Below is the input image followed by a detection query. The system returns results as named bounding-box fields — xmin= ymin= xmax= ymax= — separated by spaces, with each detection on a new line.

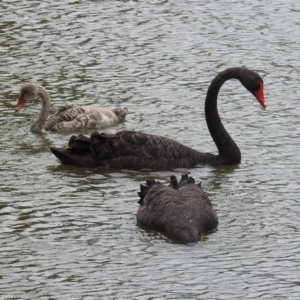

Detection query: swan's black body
xmin=50 ymin=67 xmax=266 ymax=170
xmin=136 ymin=174 xmax=218 ymax=244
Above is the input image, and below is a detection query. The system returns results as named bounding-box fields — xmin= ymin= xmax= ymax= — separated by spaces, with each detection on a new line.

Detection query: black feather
xmin=136 ymin=175 xmax=218 ymax=244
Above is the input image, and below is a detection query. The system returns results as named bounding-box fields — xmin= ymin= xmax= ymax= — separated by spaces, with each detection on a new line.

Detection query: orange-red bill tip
xmin=255 ymin=82 xmax=266 ymax=109
xmin=15 ymin=97 xmax=25 ymax=113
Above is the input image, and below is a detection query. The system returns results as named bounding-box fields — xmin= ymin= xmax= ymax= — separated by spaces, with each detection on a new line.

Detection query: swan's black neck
xmin=205 ymin=68 xmax=244 ymax=164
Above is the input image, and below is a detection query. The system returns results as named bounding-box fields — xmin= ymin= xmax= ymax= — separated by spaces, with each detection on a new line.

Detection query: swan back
xmin=45 ymin=106 xmax=128 ymax=132
xmin=137 ymin=174 xmax=218 ymax=244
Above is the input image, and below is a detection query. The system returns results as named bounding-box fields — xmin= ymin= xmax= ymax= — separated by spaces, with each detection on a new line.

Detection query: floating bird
xmin=50 ymin=67 xmax=266 ymax=170
xmin=15 ymin=83 xmax=128 ymax=133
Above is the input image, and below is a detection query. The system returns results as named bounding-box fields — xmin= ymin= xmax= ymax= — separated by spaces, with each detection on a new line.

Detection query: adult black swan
xmin=15 ymin=83 xmax=128 ymax=133
xmin=136 ymin=174 xmax=218 ymax=244
xmin=50 ymin=67 xmax=266 ymax=170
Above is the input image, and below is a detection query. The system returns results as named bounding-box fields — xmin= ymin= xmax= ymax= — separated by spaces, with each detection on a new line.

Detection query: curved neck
xmin=205 ymin=68 xmax=242 ymax=164
xmin=30 ymin=86 xmax=51 ymax=133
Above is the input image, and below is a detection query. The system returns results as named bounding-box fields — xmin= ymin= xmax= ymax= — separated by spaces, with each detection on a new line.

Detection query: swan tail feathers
xmin=137 ymin=180 xmax=162 ymax=205
xmin=169 ymin=175 xmax=179 ymax=189
xmin=112 ymin=107 xmax=128 ymax=122
xmin=178 ymin=174 xmax=196 ymax=187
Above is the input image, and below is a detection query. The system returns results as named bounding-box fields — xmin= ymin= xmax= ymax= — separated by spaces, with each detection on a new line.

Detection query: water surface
xmin=0 ymin=0 xmax=300 ymax=299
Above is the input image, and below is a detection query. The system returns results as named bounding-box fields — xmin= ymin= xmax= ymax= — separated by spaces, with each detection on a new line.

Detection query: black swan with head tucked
xmin=137 ymin=174 xmax=218 ymax=244
xmin=50 ymin=67 xmax=266 ymax=170
xmin=15 ymin=83 xmax=128 ymax=133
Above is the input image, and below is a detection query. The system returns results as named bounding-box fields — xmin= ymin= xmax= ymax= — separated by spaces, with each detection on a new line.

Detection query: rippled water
xmin=1 ymin=0 xmax=300 ymax=299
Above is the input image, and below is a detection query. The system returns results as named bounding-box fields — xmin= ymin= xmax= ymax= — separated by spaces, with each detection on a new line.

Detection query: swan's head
xmin=15 ymin=83 xmax=41 ymax=113
xmin=240 ymin=69 xmax=266 ymax=109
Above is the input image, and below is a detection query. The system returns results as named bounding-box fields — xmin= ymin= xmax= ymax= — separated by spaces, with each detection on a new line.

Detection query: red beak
xmin=255 ymin=82 xmax=266 ymax=109
xmin=15 ymin=97 xmax=25 ymax=113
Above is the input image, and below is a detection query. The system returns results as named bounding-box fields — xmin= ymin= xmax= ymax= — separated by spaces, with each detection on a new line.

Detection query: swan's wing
xmin=45 ymin=106 xmax=85 ymax=131
xmin=77 ymin=131 xmax=198 ymax=168
xmin=45 ymin=106 xmax=127 ymax=132
xmin=177 ymin=183 xmax=219 ymax=233
xmin=137 ymin=184 xmax=180 ymax=231
xmin=90 ymin=131 xmax=195 ymax=160
xmin=49 ymin=130 xmax=199 ymax=170
xmin=46 ymin=104 xmax=72 ymax=127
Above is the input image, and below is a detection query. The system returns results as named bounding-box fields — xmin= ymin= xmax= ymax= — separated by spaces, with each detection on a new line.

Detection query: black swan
xmin=137 ymin=174 xmax=218 ymax=244
xmin=15 ymin=83 xmax=128 ymax=133
xmin=50 ymin=67 xmax=266 ymax=170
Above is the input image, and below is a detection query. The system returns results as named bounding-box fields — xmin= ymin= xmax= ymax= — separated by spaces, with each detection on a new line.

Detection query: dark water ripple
xmin=1 ymin=0 xmax=300 ymax=299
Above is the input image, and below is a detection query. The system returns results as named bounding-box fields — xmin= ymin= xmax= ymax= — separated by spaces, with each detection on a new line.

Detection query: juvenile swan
xmin=15 ymin=83 xmax=128 ymax=133
xmin=50 ymin=67 xmax=266 ymax=170
xmin=136 ymin=174 xmax=218 ymax=244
